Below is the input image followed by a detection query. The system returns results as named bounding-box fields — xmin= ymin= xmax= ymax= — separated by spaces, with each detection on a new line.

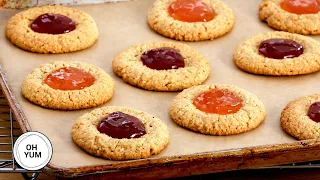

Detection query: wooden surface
xmin=1 ymin=91 xmax=320 ymax=179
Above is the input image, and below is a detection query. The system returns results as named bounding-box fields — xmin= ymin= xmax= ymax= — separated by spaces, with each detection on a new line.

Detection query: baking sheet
xmin=0 ymin=0 xmax=320 ymax=171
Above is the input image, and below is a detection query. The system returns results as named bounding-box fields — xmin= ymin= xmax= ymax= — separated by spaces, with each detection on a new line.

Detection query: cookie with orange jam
xmin=112 ymin=42 xmax=210 ymax=91
xmin=170 ymin=85 xmax=266 ymax=135
xmin=233 ymin=31 xmax=320 ymax=76
xmin=21 ymin=61 xmax=114 ymax=110
xmin=281 ymin=94 xmax=320 ymax=140
xmin=260 ymin=0 xmax=320 ymax=35
xmin=147 ymin=0 xmax=235 ymax=41
xmin=5 ymin=6 xmax=98 ymax=53
xmin=71 ymin=106 xmax=170 ymax=160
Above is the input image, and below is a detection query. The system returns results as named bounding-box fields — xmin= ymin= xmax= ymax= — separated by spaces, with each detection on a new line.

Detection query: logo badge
xmin=13 ymin=132 xmax=53 ymax=170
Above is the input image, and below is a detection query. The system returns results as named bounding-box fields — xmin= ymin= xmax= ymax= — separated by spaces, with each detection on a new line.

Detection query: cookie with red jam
xmin=5 ymin=6 xmax=98 ymax=53
xmin=281 ymin=94 xmax=320 ymax=140
xmin=112 ymin=42 xmax=210 ymax=91
xmin=71 ymin=106 xmax=170 ymax=160
xmin=147 ymin=0 xmax=235 ymax=41
xmin=259 ymin=0 xmax=320 ymax=35
xmin=170 ymin=85 xmax=266 ymax=135
xmin=21 ymin=61 xmax=114 ymax=110
xmin=233 ymin=31 xmax=320 ymax=76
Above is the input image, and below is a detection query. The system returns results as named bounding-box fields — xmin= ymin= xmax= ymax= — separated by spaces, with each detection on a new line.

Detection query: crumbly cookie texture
xmin=170 ymin=84 xmax=266 ymax=135
xmin=259 ymin=0 xmax=320 ymax=35
xmin=5 ymin=5 xmax=98 ymax=53
xmin=112 ymin=42 xmax=210 ymax=91
xmin=281 ymin=94 xmax=320 ymax=140
xmin=233 ymin=31 xmax=320 ymax=76
xmin=71 ymin=106 xmax=170 ymax=160
xmin=21 ymin=61 xmax=114 ymax=110
xmin=147 ymin=0 xmax=235 ymax=41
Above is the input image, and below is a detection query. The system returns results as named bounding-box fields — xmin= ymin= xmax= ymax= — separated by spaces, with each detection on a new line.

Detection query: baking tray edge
xmin=1 ymin=64 xmax=320 ymax=179
xmin=0 ymin=0 xmax=132 ymax=9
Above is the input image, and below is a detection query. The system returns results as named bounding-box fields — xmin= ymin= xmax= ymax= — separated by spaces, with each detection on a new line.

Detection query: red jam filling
xmin=168 ymin=0 xmax=215 ymax=22
xmin=194 ymin=88 xmax=243 ymax=115
xmin=281 ymin=0 xmax=320 ymax=14
xmin=97 ymin=112 xmax=146 ymax=139
xmin=31 ymin=13 xmax=76 ymax=34
xmin=44 ymin=67 xmax=95 ymax=90
xmin=308 ymin=102 xmax=320 ymax=122
xmin=258 ymin=38 xmax=304 ymax=59
xmin=140 ymin=48 xmax=185 ymax=70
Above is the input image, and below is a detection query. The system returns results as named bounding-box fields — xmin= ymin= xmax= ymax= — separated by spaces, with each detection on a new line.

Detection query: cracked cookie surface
xmin=170 ymin=85 xmax=266 ymax=135
xmin=233 ymin=31 xmax=320 ymax=76
xmin=281 ymin=94 xmax=320 ymax=140
xmin=5 ymin=5 xmax=98 ymax=53
xmin=259 ymin=0 xmax=320 ymax=35
xmin=112 ymin=42 xmax=210 ymax=91
xmin=147 ymin=0 xmax=235 ymax=41
xmin=21 ymin=61 xmax=114 ymax=110
xmin=71 ymin=106 xmax=170 ymax=160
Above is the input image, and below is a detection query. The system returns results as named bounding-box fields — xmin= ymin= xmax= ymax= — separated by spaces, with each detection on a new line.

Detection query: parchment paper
xmin=1 ymin=0 xmax=319 ymax=168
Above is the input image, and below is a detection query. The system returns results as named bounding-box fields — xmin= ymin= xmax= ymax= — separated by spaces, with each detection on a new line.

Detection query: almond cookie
xmin=170 ymin=84 xmax=266 ymax=135
xmin=281 ymin=94 xmax=320 ymax=140
xmin=5 ymin=5 xmax=98 ymax=53
xmin=259 ymin=0 xmax=320 ymax=35
xmin=71 ymin=106 xmax=170 ymax=160
xmin=112 ymin=42 xmax=210 ymax=91
xmin=21 ymin=61 xmax=114 ymax=110
xmin=147 ymin=0 xmax=235 ymax=41
xmin=233 ymin=31 xmax=320 ymax=76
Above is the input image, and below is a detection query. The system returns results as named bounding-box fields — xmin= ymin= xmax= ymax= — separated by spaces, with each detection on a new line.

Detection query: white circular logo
xmin=13 ymin=132 xmax=53 ymax=170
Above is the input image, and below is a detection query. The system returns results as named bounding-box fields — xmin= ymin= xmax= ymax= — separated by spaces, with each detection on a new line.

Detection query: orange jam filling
xmin=168 ymin=0 xmax=215 ymax=22
xmin=281 ymin=0 xmax=320 ymax=14
xmin=44 ymin=67 xmax=95 ymax=90
xmin=194 ymin=88 xmax=243 ymax=115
